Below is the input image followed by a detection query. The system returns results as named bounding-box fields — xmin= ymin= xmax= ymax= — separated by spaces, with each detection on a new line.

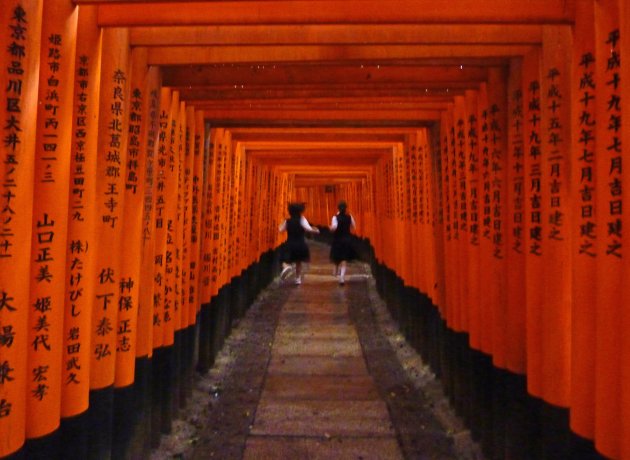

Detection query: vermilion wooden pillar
xmin=570 ymin=0 xmax=597 ymax=441
xmin=26 ymin=0 xmax=76 ymax=442
xmin=505 ymin=58 xmax=526 ymax=374
xmin=0 ymin=1 xmax=42 ymax=456
xmin=594 ymin=0 xmax=622 ymax=457
xmin=464 ymin=90 xmax=482 ymax=351
xmin=60 ymin=7 xmax=100 ymax=458
xmin=90 ymin=26 xmax=130 ymax=458
xmin=539 ymin=25 xmax=572 ymax=409
xmin=620 ymin=0 xmax=630 ymax=457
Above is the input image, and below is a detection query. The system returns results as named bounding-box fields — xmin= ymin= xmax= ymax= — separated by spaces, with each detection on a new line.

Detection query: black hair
xmin=337 ymin=200 xmax=347 ymax=214
xmin=288 ymin=202 xmax=302 ymax=218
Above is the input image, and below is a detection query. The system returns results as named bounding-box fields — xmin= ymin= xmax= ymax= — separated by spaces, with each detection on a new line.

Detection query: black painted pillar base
xmin=60 ymin=410 xmax=89 ymax=460
xmin=88 ymin=386 xmax=114 ymax=459
xmin=196 ymin=302 xmax=212 ymax=374
xmin=368 ymin=254 xmax=609 ymax=460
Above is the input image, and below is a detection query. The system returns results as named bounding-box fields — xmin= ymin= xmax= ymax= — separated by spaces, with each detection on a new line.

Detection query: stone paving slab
xmin=278 ymin=311 xmax=352 ymax=324
xmin=261 ymin=375 xmax=380 ymax=400
xmin=267 ymin=355 xmax=368 ymax=376
xmin=281 ymin=302 xmax=347 ymax=315
xmin=272 ymin=337 xmax=362 ymax=357
xmin=243 ymin=436 xmax=404 ymax=460
xmin=250 ymin=400 xmax=395 ymax=437
xmin=274 ymin=324 xmax=358 ymax=339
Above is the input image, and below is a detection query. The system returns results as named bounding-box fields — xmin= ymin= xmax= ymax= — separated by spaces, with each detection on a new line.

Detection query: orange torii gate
xmin=2 ymin=1 xmax=630 ymax=459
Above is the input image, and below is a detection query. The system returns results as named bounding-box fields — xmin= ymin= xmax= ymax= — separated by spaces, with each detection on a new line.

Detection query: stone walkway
xmin=153 ymin=241 xmax=481 ymax=459
xmin=243 ymin=259 xmax=404 ymax=459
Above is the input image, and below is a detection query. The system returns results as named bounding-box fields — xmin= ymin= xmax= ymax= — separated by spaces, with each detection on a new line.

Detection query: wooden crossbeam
xmin=130 ymin=24 xmax=543 ymax=46
xmin=162 ymin=64 xmax=489 ymax=87
xmin=201 ymin=107 xmax=442 ymax=122
xmin=93 ymin=1 xmax=575 ymax=26
xmin=177 ymin=86 xmax=469 ymax=102
xmin=146 ymin=44 xmax=536 ymax=65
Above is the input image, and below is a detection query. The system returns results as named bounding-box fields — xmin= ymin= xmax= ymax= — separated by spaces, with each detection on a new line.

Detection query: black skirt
xmin=282 ymin=240 xmax=311 ymax=263
xmin=330 ymin=236 xmax=356 ymax=264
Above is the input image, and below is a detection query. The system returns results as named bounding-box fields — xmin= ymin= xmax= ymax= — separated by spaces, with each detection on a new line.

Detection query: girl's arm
xmin=300 ymin=216 xmax=320 ymax=233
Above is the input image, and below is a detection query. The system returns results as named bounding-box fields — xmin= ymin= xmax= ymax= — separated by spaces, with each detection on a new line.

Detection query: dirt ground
xmin=150 ymin=248 xmax=484 ymax=460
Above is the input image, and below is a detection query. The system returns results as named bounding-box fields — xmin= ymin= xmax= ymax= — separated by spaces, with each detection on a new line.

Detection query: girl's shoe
xmin=280 ymin=264 xmax=293 ymax=280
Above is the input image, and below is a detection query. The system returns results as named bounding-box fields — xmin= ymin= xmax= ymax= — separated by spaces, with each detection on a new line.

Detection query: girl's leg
xmin=295 ymin=261 xmax=303 ymax=284
xmin=339 ymin=261 xmax=347 ymax=284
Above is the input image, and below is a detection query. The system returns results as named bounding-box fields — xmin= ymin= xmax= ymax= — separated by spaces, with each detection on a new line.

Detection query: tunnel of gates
xmin=2 ymin=1 xmax=630 ymax=459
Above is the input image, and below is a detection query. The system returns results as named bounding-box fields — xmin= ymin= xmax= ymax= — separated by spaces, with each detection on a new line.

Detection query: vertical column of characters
xmin=188 ymin=110 xmax=204 ymax=319
xmin=429 ymin=125 xmax=446 ymax=312
xmin=229 ymin=141 xmax=239 ymax=277
xmin=454 ymin=96 xmax=469 ymax=332
xmin=26 ymin=0 xmax=77 ymax=439
xmin=400 ymin=142 xmax=411 ymax=283
xmin=447 ymin=104 xmax=463 ymax=330
xmin=262 ymin=168 xmax=271 ymax=251
xmin=246 ymin=162 xmax=258 ymax=269
xmin=239 ymin=153 xmax=250 ymax=269
xmin=393 ymin=143 xmax=406 ymax=281
xmin=421 ymin=129 xmax=438 ymax=305
xmin=61 ymin=5 xmax=100 ymax=420
xmin=162 ymin=94 xmax=180 ymax=347
xmin=210 ymin=130 xmax=225 ymax=298
xmin=217 ymin=131 xmax=229 ymax=292
xmin=570 ymin=0 xmax=597 ymax=439
xmin=540 ymin=26 xmax=573 ymax=407
xmin=221 ymin=133 xmax=234 ymax=289
xmin=487 ymin=67 xmax=508 ymax=366
xmin=136 ymin=68 xmax=159 ymax=361
xmin=594 ymin=2 xmax=622 ymax=457
xmin=0 ymin=1 xmax=42 ymax=456
xmin=175 ymin=102 xmax=187 ymax=332
xmin=375 ymin=158 xmax=384 ymax=264
xmin=620 ymin=2 xmax=630 ymax=457
xmin=226 ymin=137 xmax=238 ymax=281
xmin=397 ymin=142 xmax=407 ymax=283
xmin=170 ymin=100 xmax=186 ymax=336
xmin=464 ymin=90 xmax=482 ymax=349
xmin=505 ymin=58 xmax=526 ymax=374
xmin=91 ymin=27 xmax=130 ymax=391
xmin=200 ymin=128 xmax=218 ymax=304
xmin=235 ymin=144 xmax=246 ymax=274
xmin=476 ymin=83 xmax=493 ymax=354
xmin=152 ymin=87 xmax=172 ymax=351
xmin=408 ymin=138 xmax=421 ymax=289
xmin=416 ymin=132 xmax=429 ymax=295
xmin=439 ymin=111 xmax=453 ymax=324
xmin=383 ymin=155 xmax=394 ymax=267
xmin=522 ymin=49 xmax=545 ymax=397
xmin=418 ymin=135 xmax=429 ymax=293
xmin=114 ymin=47 xmax=149 ymax=387
xmin=180 ymin=107 xmax=194 ymax=327
xmin=408 ymin=136 xmax=420 ymax=291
